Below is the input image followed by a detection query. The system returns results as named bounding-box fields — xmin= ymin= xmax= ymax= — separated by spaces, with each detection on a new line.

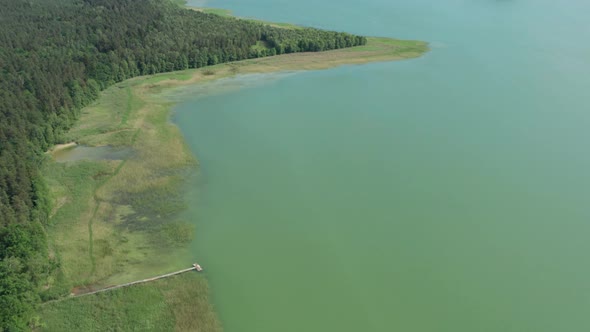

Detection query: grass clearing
xmin=44 ymin=75 xmax=198 ymax=291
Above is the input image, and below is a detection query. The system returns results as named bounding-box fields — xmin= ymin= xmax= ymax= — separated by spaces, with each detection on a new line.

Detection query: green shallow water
xmin=177 ymin=0 xmax=590 ymax=331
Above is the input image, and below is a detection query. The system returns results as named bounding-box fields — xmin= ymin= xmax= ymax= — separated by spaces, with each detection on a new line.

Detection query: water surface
xmin=178 ymin=1 xmax=590 ymax=331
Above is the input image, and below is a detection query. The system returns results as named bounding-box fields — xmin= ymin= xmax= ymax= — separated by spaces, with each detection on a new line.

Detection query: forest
xmin=0 ymin=0 xmax=366 ymax=329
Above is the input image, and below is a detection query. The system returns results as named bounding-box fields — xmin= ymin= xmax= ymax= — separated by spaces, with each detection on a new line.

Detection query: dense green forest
xmin=0 ymin=0 xmax=366 ymax=329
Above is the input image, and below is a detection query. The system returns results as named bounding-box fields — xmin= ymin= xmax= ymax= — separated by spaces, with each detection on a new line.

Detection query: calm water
xmin=178 ymin=0 xmax=590 ymax=331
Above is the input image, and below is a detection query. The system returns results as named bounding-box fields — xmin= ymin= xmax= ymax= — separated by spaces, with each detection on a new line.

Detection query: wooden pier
xmin=72 ymin=263 xmax=203 ymax=298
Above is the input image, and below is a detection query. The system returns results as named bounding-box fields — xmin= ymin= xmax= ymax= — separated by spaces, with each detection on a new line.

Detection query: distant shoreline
xmin=134 ymin=36 xmax=428 ymax=91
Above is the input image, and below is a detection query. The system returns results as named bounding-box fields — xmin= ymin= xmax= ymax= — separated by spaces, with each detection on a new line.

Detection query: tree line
xmin=0 ymin=0 xmax=366 ymax=329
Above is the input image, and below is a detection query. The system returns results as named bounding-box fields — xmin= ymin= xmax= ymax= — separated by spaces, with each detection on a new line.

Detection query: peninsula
xmin=0 ymin=0 xmax=427 ymax=329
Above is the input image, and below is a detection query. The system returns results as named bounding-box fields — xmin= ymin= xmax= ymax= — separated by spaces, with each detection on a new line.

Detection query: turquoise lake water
xmin=178 ymin=0 xmax=590 ymax=331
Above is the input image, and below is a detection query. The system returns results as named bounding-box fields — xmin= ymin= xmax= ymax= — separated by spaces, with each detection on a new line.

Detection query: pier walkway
xmin=73 ymin=266 xmax=199 ymax=298
xmin=42 ymin=263 xmax=203 ymax=305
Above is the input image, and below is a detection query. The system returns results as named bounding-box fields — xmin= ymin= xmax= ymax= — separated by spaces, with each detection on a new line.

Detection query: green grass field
xmin=41 ymin=72 xmax=210 ymax=329
xmin=40 ymin=273 xmax=221 ymax=332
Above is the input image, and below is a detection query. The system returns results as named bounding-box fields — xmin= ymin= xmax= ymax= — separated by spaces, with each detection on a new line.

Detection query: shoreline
xmin=40 ymin=13 xmax=428 ymax=330
xmin=129 ymin=36 xmax=428 ymax=97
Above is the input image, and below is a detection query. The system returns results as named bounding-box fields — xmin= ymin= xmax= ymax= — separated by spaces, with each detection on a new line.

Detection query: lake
xmin=178 ymin=0 xmax=590 ymax=331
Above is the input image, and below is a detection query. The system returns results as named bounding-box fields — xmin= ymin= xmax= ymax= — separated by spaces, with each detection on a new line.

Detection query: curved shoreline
xmin=40 ymin=17 xmax=428 ymax=330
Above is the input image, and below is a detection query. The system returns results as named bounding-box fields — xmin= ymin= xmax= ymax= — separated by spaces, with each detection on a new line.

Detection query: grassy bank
xmin=40 ymin=273 xmax=220 ymax=331
xmin=40 ymin=15 xmax=427 ymax=330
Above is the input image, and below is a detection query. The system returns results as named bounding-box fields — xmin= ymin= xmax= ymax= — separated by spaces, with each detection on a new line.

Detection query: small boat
xmin=193 ymin=263 xmax=203 ymax=272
